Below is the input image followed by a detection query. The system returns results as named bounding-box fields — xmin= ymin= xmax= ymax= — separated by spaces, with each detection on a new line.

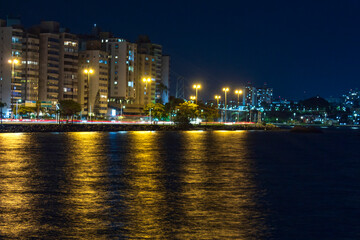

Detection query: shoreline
xmin=0 ymin=123 xmax=279 ymax=133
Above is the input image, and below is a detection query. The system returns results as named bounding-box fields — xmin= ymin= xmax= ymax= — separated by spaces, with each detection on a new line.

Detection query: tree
xmin=144 ymin=103 xmax=166 ymax=122
xmin=59 ymin=100 xmax=81 ymax=123
xmin=164 ymin=96 xmax=185 ymax=121
xmin=15 ymin=106 xmax=36 ymax=116
xmin=199 ymin=104 xmax=220 ymax=123
xmin=174 ymin=101 xmax=200 ymax=125
xmin=0 ymin=102 xmax=6 ymax=124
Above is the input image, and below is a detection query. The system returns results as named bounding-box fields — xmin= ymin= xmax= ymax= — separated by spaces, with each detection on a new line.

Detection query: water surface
xmin=0 ymin=130 xmax=359 ymax=239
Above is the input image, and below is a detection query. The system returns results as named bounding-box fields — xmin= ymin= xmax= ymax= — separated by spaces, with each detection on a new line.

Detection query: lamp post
xmin=8 ymin=58 xmax=20 ymax=118
xmin=193 ymin=84 xmax=201 ymax=104
xmin=84 ymin=68 xmax=94 ymax=121
xmin=190 ymin=96 xmax=196 ymax=103
xmin=214 ymin=95 xmax=221 ymax=107
xmin=142 ymin=77 xmax=151 ymax=105
xmin=235 ymin=89 xmax=243 ymax=122
xmin=222 ymin=87 xmax=229 ymax=122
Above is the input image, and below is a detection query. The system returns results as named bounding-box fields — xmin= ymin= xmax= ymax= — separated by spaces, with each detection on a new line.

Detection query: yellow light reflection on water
xmin=0 ymin=133 xmax=39 ymax=238
xmin=178 ymin=131 xmax=264 ymax=239
xmin=62 ymin=132 xmax=109 ymax=238
xmin=123 ymin=131 xmax=167 ymax=239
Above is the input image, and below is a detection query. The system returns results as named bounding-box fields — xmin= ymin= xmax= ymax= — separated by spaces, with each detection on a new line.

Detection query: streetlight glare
xmin=143 ymin=77 xmax=151 ymax=83
xmin=193 ymin=84 xmax=201 ymax=89
xmin=8 ymin=59 xmax=20 ymax=64
xmin=223 ymin=88 xmax=229 ymax=92
xmin=84 ymin=68 xmax=94 ymax=74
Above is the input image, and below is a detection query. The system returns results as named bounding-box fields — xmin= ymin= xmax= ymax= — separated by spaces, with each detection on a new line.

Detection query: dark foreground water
xmin=0 ymin=130 xmax=359 ymax=239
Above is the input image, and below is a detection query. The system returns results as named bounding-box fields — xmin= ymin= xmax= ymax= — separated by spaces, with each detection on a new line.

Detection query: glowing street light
xmin=222 ymin=87 xmax=229 ymax=122
xmin=84 ymin=68 xmax=94 ymax=121
xmin=142 ymin=77 xmax=151 ymax=89
xmin=235 ymin=89 xmax=243 ymax=122
xmin=193 ymin=84 xmax=201 ymax=104
xmin=190 ymin=96 xmax=196 ymax=103
xmin=214 ymin=95 xmax=221 ymax=107
xmin=235 ymin=90 xmax=243 ymax=106
xmin=142 ymin=77 xmax=152 ymax=106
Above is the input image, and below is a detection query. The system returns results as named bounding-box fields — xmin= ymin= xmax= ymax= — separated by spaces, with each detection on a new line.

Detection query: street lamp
xmin=84 ymin=68 xmax=94 ymax=121
xmin=235 ymin=89 xmax=243 ymax=122
xmin=214 ymin=95 xmax=221 ymax=107
xmin=222 ymin=87 xmax=229 ymax=122
xmin=142 ymin=77 xmax=151 ymax=105
xmin=190 ymin=96 xmax=196 ymax=103
xmin=193 ymin=84 xmax=201 ymax=104
xmin=8 ymin=58 xmax=20 ymax=118
xmin=142 ymin=77 xmax=151 ymax=89
xmin=235 ymin=90 xmax=243 ymax=106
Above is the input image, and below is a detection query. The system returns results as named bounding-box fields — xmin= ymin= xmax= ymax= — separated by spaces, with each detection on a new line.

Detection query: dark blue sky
xmin=1 ymin=0 xmax=359 ymax=100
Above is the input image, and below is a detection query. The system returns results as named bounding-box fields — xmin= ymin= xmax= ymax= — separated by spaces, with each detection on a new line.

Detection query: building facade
xmin=22 ymin=32 xmax=40 ymax=102
xmin=0 ymin=19 xmax=23 ymax=116
xmin=78 ymin=50 xmax=108 ymax=117
xmin=59 ymin=32 xmax=78 ymax=101
xmin=103 ymin=38 xmax=137 ymax=103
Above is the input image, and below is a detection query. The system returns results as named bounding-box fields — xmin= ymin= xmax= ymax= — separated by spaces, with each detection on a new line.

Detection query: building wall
xmin=243 ymin=85 xmax=257 ymax=107
xmin=257 ymin=87 xmax=273 ymax=106
xmin=78 ymin=50 xmax=108 ymax=116
xmin=137 ymin=39 xmax=163 ymax=103
xmin=22 ymin=33 xmax=39 ymax=102
xmin=59 ymin=32 xmax=78 ymax=101
xmin=0 ymin=26 xmax=23 ymax=116
xmin=39 ymin=33 xmax=59 ymax=103
xmin=136 ymin=53 xmax=156 ymax=106
xmin=103 ymin=38 xmax=137 ymax=102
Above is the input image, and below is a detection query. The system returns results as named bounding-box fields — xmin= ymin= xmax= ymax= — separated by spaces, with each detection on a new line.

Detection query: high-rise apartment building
xmin=59 ymin=32 xmax=78 ymax=101
xmin=256 ymin=84 xmax=273 ymax=107
xmin=102 ymin=38 xmax=137 ymax=103
xmin=137 ymin=36 xmax=163 ymax=103
xmin=136 ymin=53 xmax=156 ymax=106
xmin=29 ymin=21 xmax=79 ymax=105
xmin=0 ymin=18 xmax=23 ymax=117
xmin=38 ymin=32 xmax=60 ymax=102
xmin=243 ymin=83 xmax=257 ymax=107
xmin=78 ymin=50 xmax=108 ymax=117
xmin=22 ymin=32 xmax=40 ymax=102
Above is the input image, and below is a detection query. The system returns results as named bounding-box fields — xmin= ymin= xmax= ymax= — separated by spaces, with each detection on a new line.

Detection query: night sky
xmin=1 ymin=0 xmax=359 ymax=100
